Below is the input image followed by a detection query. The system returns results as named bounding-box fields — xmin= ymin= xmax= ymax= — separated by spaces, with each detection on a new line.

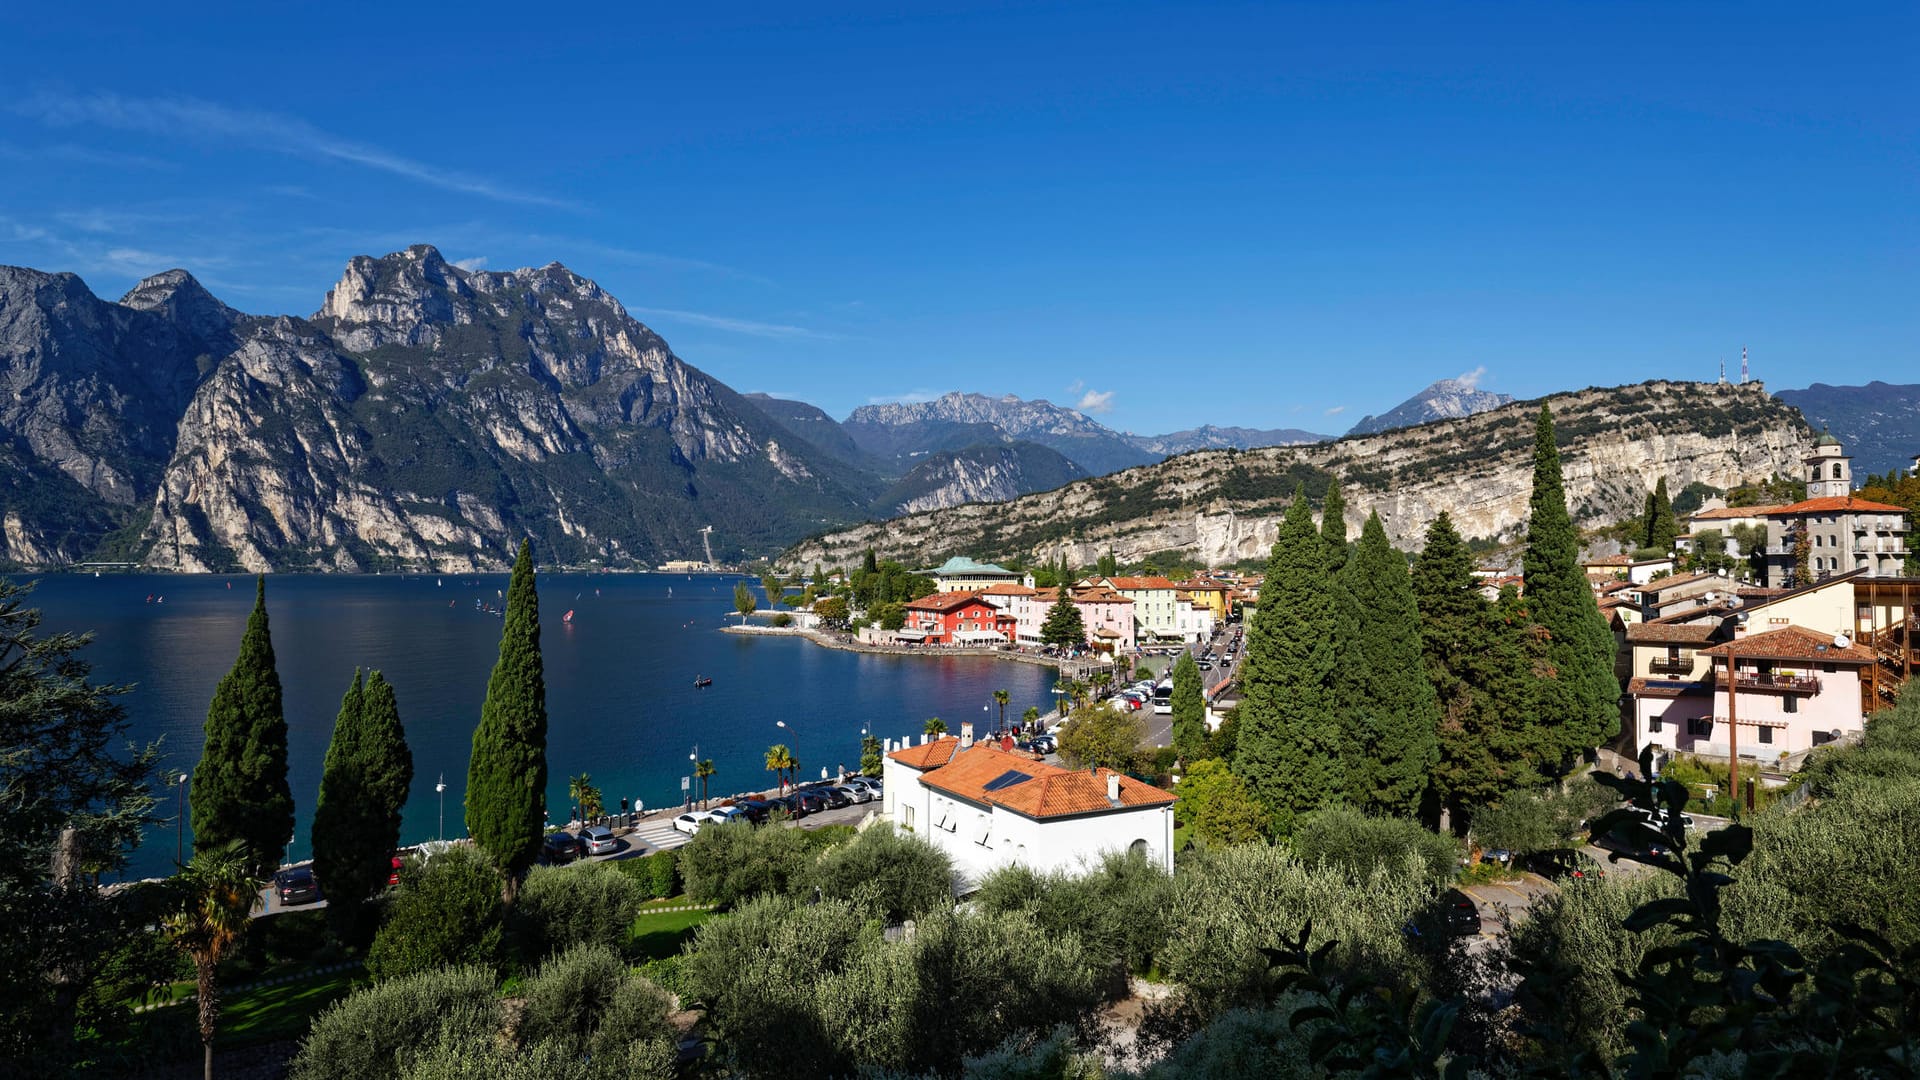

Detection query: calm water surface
xmin=18 ymin=572 xmax=1057 ymax=880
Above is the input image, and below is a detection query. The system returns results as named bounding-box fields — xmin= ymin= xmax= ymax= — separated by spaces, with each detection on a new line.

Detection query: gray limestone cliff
xmin=781 ymin=381 xmax=1813 ymax=570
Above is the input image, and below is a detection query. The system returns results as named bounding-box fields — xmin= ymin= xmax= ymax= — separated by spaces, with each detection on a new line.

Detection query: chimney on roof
xmin=919 ymin=734 xmax=928 ymax=746
xmin=1107 ymin=773 xmax=1121 ymax=806
xmin=960 ymin=721 xmax=974 ymax=749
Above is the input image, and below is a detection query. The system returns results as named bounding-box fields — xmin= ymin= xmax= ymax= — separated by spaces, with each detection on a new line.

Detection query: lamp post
xmin=173 ymin=772 xmax=189 ymax=866
xmin=435 ymin=773 xmax=445 ymax=841
xmin=688 ymin=746 xmax=698 ymax=811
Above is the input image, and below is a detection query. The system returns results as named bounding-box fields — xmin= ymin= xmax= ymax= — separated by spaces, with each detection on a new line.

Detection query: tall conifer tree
xmin=1320 ymin=478 xmax=1349 ymax=572
xmin=466 ymin=540 xmax=548 ymax=887
xmin=1334 ymin=512 xmax=1440 ymax=816
xmin=1169 ymin=650 xmax=1206 ymax=764
xmin=1647 ymin=476 xmax=1677 ymax=554
xmin=1413 ymin=514 xmax=1537 ymax=833
xmin=1520 ymin=407 xmax=1619 ymax=772
xmin=314 ymin=670 xmax=414 ymax=938
xmin=1232 ymin=490 xmax=1343 ymax=834
xmin=191 ymin=577 xmax=294 ymax=880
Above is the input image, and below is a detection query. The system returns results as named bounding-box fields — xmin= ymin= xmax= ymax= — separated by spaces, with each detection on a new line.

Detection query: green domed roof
xmin=1813 ymin=429 xmax=1842 ymax=448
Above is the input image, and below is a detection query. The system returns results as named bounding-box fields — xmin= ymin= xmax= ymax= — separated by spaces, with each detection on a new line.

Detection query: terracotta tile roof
xmin=1628 ymin=677 xmax=1712 ymax=697
xmin=1700 ymin=625 xmax=1877 ymax=664
xmin=914 ymin=743 xmax=1176 ymax=819
xmin=1690 ymin=505 xmax=1783 ymax=520
xmin=888 ymin=736 xmax=962 ymax=770
xmin=1765 ymin=496 xmax=1909 ymax=516
xmin=904 ymin=591 xmax=998 ymax=613
xmin=1599 ymin=581 xmax=1636 ymax=595
xmin=1626 ymin=623 xmax=1721 ymax=645
xmin=1583 ymin=555 xmax=1633 ymax=567
xmin=1035 ymin=586 xmax=1133 ymax=604
xmin=978 ymin=582 xmax=1038 ymax=596
xmin=1175 ymin=579 xmax=1231 ymax=591
xmin=1105 ymin=576 xmax=1179 ymax=591
xmin=1638 ymin=571 xmax=1725 ymax=595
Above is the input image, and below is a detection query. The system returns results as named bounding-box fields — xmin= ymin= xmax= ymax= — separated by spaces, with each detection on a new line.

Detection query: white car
xmin=671 ymin=811 xmax=718 ymax=835
xmin=706 ymin=806 xmax=749 ymax=824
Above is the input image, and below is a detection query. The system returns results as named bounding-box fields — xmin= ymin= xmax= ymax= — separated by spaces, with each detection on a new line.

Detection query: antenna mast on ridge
xmin=1719 ymin=357 xmax=1726 ymax=384
xmin=1741 ymin=346 xmax=1750 ymax=384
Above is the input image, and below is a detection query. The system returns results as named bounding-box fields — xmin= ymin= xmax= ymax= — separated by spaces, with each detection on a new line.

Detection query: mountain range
xmin=1345 ymin=376 xmax=1515 ymax=436
xmin=1775 ymin=382 xmax=1920 ymax=479
xmin=1 ymin=246 xmax=1909 ymax=572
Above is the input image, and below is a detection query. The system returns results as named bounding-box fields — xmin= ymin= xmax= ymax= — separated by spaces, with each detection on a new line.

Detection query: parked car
xmin=581 ymin=824 xmax=618 ymax=855
xmin=1196 ymin=660 xmax=1213 ymax=671
xmin=273 ymin=866 xmax=321 ymax=906
xmin=857 ymin=778 xmax=883 ymax=799
xmin=832 ymin=784 xmax=871 ymax=805
xmin=706 ymin=805 xmax=749 ymax=825
xmin=1521 ymin=849 xmax=1606 ymax=881
xmin=794 ymin=791 xmax=830 ymax=814
xmin=732 ymin=799 xmax=772 ymax=824
xmin=543 ymin=831 xmax=583 ymax=864
xmin=767 ymin=794 xmax=807 ymax=819
xmin=1442 ymin=890 xmax=1481 ymax=936
xmin=843 ymin=778 xmax=880 ymax=800
xmin=672 ymin=811 xmax=715 ymax=835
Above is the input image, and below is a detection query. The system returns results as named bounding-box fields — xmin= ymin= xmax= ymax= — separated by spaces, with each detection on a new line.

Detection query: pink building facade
xmin=1641 ymin=625 xmax=1873 ymax=761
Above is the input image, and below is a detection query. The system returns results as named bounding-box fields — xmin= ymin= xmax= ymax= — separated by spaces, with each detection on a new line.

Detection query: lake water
xmin=16 ymin=572 xmax=1058 ymax=880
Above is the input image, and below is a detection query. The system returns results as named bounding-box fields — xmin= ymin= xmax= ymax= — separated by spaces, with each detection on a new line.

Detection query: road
xmin=1117 ymin=626 xmax=1244 ymax=748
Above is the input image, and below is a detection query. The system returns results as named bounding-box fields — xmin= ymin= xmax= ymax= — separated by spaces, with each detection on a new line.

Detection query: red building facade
xmin=902 ymin=591 xmax=1016 ymax=645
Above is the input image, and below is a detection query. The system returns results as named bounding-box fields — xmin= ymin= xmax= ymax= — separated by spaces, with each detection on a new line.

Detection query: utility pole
xmin=435 ymin=773 xmax=446 ymax=841
xmin=1726 ymin=648 xmax=1740 ymax=820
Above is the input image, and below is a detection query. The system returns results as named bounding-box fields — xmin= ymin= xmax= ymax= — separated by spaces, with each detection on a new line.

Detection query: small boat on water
xmin=563 ymin=609 xmax=574 ymax=624
xmin=694 ymin=676 xmax=713 ymax=688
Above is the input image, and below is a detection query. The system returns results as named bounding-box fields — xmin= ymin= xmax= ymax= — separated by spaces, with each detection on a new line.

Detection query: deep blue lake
xmin=15 ymin=572 xmax=1058 ymax=880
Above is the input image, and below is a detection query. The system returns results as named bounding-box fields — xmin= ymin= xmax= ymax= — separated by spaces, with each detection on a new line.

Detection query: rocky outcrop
xmin=1124 ymin=424 xmax=1329 ymax=456
xmin=879 ymin=442 xmax=1088 ymax=516
xmin=782 ymin=381 xmax=1812 ymax=570
xmin=1348 ymin=377 xmax=1515 ymax=436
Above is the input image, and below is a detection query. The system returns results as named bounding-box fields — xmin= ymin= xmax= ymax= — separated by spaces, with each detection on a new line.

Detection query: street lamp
xmin=173 ymin=772 xmax=189 ymax=866
xmin=435 ymin=774 xmax=446 ymax=841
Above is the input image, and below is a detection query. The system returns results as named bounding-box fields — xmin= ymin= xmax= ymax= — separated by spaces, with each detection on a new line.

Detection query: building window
xmin=1649 ymin=715 xmax=1663 ymax=733
xmin=1833 ymin=463 xmax=1844 ymax=479
xmin=902 ymin=804 xmax=914 ymax=830
xmin=1784 ymin=696 xmax=1798 ymax=714
xmin=1759 ymin=725 xmax=1773 ymax=745
xmin=1690 ymin=718 xmax=1713 ymax=738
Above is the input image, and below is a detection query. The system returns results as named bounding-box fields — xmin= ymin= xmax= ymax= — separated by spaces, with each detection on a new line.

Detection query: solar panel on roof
xmin=982 ymin=769 xmax=1034 ymax=792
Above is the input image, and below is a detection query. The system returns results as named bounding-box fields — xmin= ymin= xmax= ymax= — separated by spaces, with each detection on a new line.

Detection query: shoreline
xmin=720 ymin=623 xmax=1112 ymax=676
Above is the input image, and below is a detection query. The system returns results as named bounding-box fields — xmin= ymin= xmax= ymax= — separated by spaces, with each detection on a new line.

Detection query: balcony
xmin=1730 ymin=672 xmax=1821 ymax=694
xmin=1648 ymin=655 xmax=1696 ymax=675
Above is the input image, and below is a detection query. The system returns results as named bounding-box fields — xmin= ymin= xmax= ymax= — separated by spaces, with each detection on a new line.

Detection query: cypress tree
xmin=1413 ymin=514 xmax=1536 ymax=833
xmin=1320 ymin=478 xmax=1349 ymax=572
xmin=1647 ymin=476 xmax=1677 ymax=554
xmin=1641 ymin=491 xmax=1659 ymax=550
xmin=1519 ymin=407 xmax=1620 ymax=773
xmin=1169 ymin=650 xmax=1206 ymax=764
xmin=466 ymin=540 xmax=548 ymax=887
xmin=1334 ymin=512 xmax=1439 ymax=816
xmin=1232 ymin=489 xmax=1343 ymax=835
xmin=311 ymin=670 xmax=411 ymax=939
xmin=191 ymin=576 xmax=294 ymax=880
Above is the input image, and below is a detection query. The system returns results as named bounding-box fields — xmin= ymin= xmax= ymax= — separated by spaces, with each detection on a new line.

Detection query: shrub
xmin=516 ymin=943 xmax=675 ymax=1062
xmin=395 ymin=1028 xmax=675 ymax=1080
xmin=1158 ymin=844 xmax=1429 ymax=1019
xmin=290 ymin=964 xmax=500 ymax=1080
xmin=678 ymin=820 xmax=827 ymax=909
xmin=514 ymin=861 xmax=644 ymax=962
xmin=770 ymin=612 xmax=793 ymax=628
xmin=1505 ymin=871 xmax=1682 ymax=1062
xmin=1288 ymin=807 xmax=1459 ymax=888
xmin=809 ymin=822 xmax=953 ymax=922
xmin=645 ymin=850 xmax=679 ymax=898
xmin=367 ymin=846 xmax=503 ymax=981
xmin=972 ymin=849 xmax=1172 ymax=984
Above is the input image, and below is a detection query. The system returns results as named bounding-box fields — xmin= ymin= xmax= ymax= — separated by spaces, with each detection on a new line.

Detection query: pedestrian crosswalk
xmin=623 ymin=819 xmax=693 ymax=853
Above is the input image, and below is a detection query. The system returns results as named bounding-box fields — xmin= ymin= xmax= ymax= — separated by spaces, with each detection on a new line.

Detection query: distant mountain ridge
xmin=1774 ymin=381 xmax=1920 ymax=479
xmin=1347 ymin=376 xmax=1514 ymax=436
xmin=846 ymin=392 xmax=1158 ymax=476
xmin=1125 ymin=424 xmax=1329 ymax=456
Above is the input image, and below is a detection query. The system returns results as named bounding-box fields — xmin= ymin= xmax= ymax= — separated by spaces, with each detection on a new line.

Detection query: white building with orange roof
xmin=1088 ymin=575 xmax=1186 ymax=640
xmin=1010 ymin=585 xmax=1136 ymax=652
xmin=882 ymin=726 xmax=1177 ymax=888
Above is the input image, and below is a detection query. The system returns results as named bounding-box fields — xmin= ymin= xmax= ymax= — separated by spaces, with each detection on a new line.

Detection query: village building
xmin=921 ymin=556 xmax=1027 ymax=594
xmin=899 ymin=591 xmax=1016 ymax=646
xmin=1009 ymin=585 xmax=1137 ymax=653
xmin=1759 ymin=435 xmax=1910 ymax=585
xmin=882 ymin=727 xmax=1177 ymax=889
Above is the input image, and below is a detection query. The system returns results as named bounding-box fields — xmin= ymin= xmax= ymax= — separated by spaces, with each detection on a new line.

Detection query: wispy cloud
xmin=451 ymin=256 xmax=488 ymax=271
xmin=1455 ymin=365 xmax=1488 ymax=389
xmin=1324 ymin=405 xmax=1348 ymax=416
xmin=630 ymin=306 xmax=837 ymax=341
xmin=868 ymin=389 xmax=952 ymax=405
xmin=1076 ymin=389 xmax=1115 ymax=415
xmin=19 ymin=91 xmax=573 ymax=209
xmin=0 ymin=140 xmax=173 ymax=170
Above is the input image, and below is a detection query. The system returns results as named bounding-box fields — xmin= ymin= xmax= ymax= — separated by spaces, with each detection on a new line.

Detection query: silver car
xmin=834 ymin=783 xmax=873 ymax=804
xmin=581 ymin=824 xmax=618 ymax=855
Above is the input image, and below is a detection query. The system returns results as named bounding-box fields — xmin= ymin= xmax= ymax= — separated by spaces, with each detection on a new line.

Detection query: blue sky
xmin=2 ymin=3 xmax=1913 ymax=435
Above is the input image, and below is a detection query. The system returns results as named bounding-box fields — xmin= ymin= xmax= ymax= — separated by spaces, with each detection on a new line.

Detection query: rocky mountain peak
xmin=1347 ymin=376 xmax=1516 ymax=436
xmin=119 ymin=269 xmax=241 ymax=354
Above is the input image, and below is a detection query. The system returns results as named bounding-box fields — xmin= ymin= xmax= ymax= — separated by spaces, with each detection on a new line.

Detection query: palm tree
xmin=993 ymin=689 xmax=1010 ymax=729
xmin=1022 ymin=705 xmax=1042 ymax=732
xmin=764 ymin=744 xmax=796 ymax=791
xmin=695 ymin=759 xmax=716 ymax=808
xmin=568 ymin=773 xmax=603 ymax=823
xmin=924 ymin=716 xmax=948 ymax=737
xmin=165 ymin=841 xmax=262 ymax=1080
xmin=1090 ymin=671 xmax=1112 ymax=697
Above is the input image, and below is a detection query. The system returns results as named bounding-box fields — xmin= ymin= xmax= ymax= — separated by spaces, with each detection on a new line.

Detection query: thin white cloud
xmin=1076 ymin=389 xmax=1115 ymax=415
xmin=19 ymin=91 xmax=573 ymax=209
xmin=1324 ymin=405 xmax=1348 ymax=416
xmin=451 ymin=256 xmax=488 ymax=271
xmin=1065 ymin=378 xmax=1086 ymax=394
xmin=1455 ymin=365 xmax=1488 ymax=389
xmin=629 ymin=306 xmax=837 ymax=341
xmin=0 ymin=140 xmax=173 ymax=170
xmin=868 ymin=389 xmax=952 ymax=405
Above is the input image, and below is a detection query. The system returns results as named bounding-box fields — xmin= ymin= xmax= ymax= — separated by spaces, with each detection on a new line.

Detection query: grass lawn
xmin=629 ymin=907 xmax=712 ymax=963
xmin=216 ymin=967 xmax=365 ymax=1045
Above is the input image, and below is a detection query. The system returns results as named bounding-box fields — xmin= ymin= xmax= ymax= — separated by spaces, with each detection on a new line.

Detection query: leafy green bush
xmin=972 ymin=849 xmax=1172 ymax=985
xmin=514 ymin=861 xmax=643 ymax=962
xmin=645 ymin=850 xmax=679 ymax=898
xmin=1158 ymin=843 xmax=1429 ymax=1019
xmin=1506 ymin=871 xmax=1682 ymax=1060
xmin=395 ymin=1029 xmax=675 ymax=1080
xmin=1288 ymin=807 xmax=1459 ymax=888
xmin=290 ymin=964 xmax=500 ymax=1080
xmin=367 ymin=846 xmax=503 ymax=981
xmin=516 ymin=943 xmax=674 ymax=1063
xmin=677 ymin=820 xmax=850 ymax=909
xmin=809 ymin=822 xmax=953 ymax=922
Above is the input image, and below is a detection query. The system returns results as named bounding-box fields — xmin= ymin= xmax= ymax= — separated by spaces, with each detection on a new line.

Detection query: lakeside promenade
xmin=719 ymin=623 xmax=1117 ymax=682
